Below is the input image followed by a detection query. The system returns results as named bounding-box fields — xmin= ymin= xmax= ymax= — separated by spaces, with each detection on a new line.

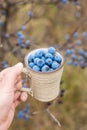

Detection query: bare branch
xmin=46 ymin=108 xmax=61 ymax=127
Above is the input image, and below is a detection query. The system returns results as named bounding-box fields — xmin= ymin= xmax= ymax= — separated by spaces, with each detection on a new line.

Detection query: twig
xmin=31 ymin=109 xmax=46 ymax=115
xmin=12 ymin=0 xmax=60 ymax=6
xmin=46 ymin=108 xmax=61 ymax=127
xmin=12 ymin=17 xmax=32 ymax=34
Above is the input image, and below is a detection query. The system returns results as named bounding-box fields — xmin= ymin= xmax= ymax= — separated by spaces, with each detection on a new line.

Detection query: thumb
xmin=12 ymin=62 xmax=23 ymax=76
xmin=4 ymin=63 xmax=23 ymax=85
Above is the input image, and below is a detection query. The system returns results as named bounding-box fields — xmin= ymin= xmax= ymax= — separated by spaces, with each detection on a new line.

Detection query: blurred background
xmin=0 ymin=0 xmax=87 ymax=130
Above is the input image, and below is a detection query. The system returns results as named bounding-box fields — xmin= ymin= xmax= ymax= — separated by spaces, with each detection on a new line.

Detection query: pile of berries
xmin=28 ymin=47 xmax=63 ymax=72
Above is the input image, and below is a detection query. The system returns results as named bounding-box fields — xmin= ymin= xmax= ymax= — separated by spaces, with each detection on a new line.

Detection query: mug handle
xmin=20 ymin=67 xmax=33 ymax=97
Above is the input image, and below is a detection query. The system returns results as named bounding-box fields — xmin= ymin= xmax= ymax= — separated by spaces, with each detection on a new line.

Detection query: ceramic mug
xmin=21 ymin=48 xmax=64 ymax=102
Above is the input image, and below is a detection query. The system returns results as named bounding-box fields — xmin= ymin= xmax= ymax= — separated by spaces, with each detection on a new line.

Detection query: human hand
xmin=0 ymin=63 xmax=28 ymax=130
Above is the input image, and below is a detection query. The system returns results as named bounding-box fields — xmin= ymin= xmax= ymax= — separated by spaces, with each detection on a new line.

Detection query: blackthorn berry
xmin=37 ymin=59 xmax=45 ymax=67
xmin=48 ymin=47 xmax=56 ymax=55
xmin=29 ymin=62 xmax=34 ymax=68
xmin=78 ymin=56 xmax=84 ymax=61
xmin=33 ymin=65 xmax=40 ymax=72
xmin=19 ymin=34 xmax=26 ymax=40
xmin=52 ymin=61 xmax=60 ymax=70
xmin=28 ymin=55 xmax=35 ymax=62
xmin=78 ymin=49 xmax=84 ymax=55
xmin=28 ymin=11 xmax=33 ymax=17
xmin=54 ymin=55 xmax=62 ymax=63
xmin=82 ymin=32 xmax=87 ymax=38
xmin=45 ymin=53 xmax=53 ymax=59
xmin=35 ymin=50 xmax=45 ymax=58
xmin=45 ymin=58 xmax=52 ymax=66
xmin=34 ymin=58 xmax=40 ymax=64
xmin=71 ymin=54 xmax=77 ymax=60
xmin=67 ymin=60 xmax=73 ymax=66
xmin=41 ymin=65 xmax=50 ymax=72
xmin=73 ymin=32 xmax=79 ymax=38
xmin=76 ymin=40 xmax=82 ymax=45
xmin=17 ymin=31 xmax=23 ymax=37
xmin=65 ymin=34 xmax=70 ymax=41
xmin=21 ymin=25 xmax=26 ymax=30
xmin=73 ymin=61 xmax=78 ymax=67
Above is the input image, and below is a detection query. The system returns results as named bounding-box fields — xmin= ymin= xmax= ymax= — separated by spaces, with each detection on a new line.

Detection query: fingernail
xmin=22 ymin=95 xmax=27 ymax=102
xmin=15 ymin=62 xmax=23 ymax=67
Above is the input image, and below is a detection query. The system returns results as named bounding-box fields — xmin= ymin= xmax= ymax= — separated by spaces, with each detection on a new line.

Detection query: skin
xmin=0 ymin=63 xmax=28 ymax=130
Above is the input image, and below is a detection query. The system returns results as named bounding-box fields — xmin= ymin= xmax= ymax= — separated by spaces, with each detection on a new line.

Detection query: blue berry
xmin=29 ymin=62 xmax=34 ymax=68
xmin=78 ymin=56 xmax=84 ymax=61
xmin=73 ymin=32 xmax=79 ymax=38
xmin=23 ymin=104 xmax=30 ymax=114
xmin=17 ymin=111 xmax=24 ymax=118
xmin=73 ymin=61 xmax=78 ymax=67
xmin=80 ymin=61 xmax=86 ymax=69
xmin=35 ymin=50 xmax=45 ymax=58
xmin=48 ymin=68 xmax=54 ymax=72
xmin=41 ymin=65 xmax=50 ymax=72
xmin=2 ymin=61 xmax=8 ymax=65
xmin=76 ymin=40 xmax=82 ymax=45
xmin=41 ymin=56 xmax=45 ymax=61
xmin=83 ymin=52 xmax=87 ymax=58
xmin=2 ymin=61 xmax=9 ymax=68
xmin=54 ymin=55 xmax=62 ymax=63
xmin=5 ymin=33 xmax=10 ymax=38
xmin=28 ymin=55 xmax=35 ymax=62
xmin=17 ymin=111 xmax=28 ymax=120
xmin=67 ymin=60 xmax=73 ymax=66
xmin=45 ymin=58 xmax=52 ymax=66
xmin=22 ymin=79 xmax=25 ymax=84
xmin=21 ymin=25 xmax=26 ymax=30
xmin=17 ymin=31 xmax=23 ymax=37
xmin=25 ymin=40 xmax=31 ymax=45
xmin=45 ymin=53 xmax=53 ymax=59
xmin=65 ymin=34 xmax=70 ymax=41
xmin=66 ymin=49 xmax=71 ymax=56
xmin=71 ymin=54 xmax=77 ymax=60
xmin=51 ymin=61 xmax=60 ymax=70
xmin=62 ymin=0 xmax=69 ymax=4
xmin=17 ymin=38 xmax=23 ymax=44
xmin=23 ymin=85 xmax=28 ymax=88
xmin=82 ymin=32 xmax=87 ymax=38
xmin=23 ymin=108 xmax=30 ymax=114
xmin=3 ymin=64 xmax=9 ymax=68
xmin=33 ymin=65 xmax=40 ymax=72
xmin=66 ymin=49 xmax=74 ymax=56
xmin=34 ymin=58 xmax=39 ymax=64
xmin=78 ymin=49 xmax=84 ymax=55
xmin=37 ymin=59 xmax=45 ymax=67
xmin=71 ymin=49 xmax=75 ymax=54
xmin=48 ymin=47 xmax=56 ymax=55
xmin=20 ymin=43 xmax=26 ymax=48
xmin=28 ymin=11 xmax=33 ymax=17
xmin=19 ymin=34 xmax=26 ymax=40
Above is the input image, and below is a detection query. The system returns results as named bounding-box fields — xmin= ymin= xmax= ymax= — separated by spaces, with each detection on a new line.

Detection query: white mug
xmin=21 ymin=48 xmax=64 ymax=102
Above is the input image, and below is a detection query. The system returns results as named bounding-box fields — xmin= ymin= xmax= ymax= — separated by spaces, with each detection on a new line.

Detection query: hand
xmin=0 ymin=63 xmax=28 ymax=130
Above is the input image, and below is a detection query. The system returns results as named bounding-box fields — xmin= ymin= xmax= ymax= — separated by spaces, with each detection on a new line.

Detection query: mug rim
xmin=24 ymin=48 xmax=65 ymax=74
